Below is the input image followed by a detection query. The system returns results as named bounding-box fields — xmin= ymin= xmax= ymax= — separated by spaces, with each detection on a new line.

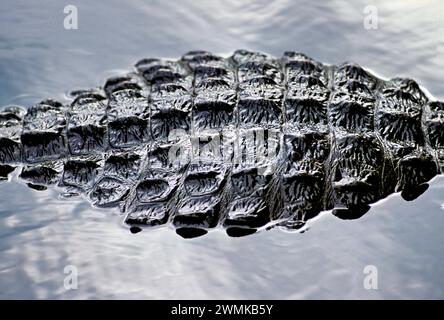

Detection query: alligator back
xmin=0 ymin=50 xmax=443 ymax=238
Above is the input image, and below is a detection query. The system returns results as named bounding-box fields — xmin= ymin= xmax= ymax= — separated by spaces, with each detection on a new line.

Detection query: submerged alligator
xmin=0 ymin=50 xmax=443 ymax=238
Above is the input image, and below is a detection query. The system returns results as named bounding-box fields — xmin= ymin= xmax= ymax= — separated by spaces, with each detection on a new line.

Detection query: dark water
xmin=0 ymin=0 xmax=443 ymax=299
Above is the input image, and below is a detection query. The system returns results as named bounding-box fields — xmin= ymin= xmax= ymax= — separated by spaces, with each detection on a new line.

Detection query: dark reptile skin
xmin=0 ymin=50 xmax=443 ymax=238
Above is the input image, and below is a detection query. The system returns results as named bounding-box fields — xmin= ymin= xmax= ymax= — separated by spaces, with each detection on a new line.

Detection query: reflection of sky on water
xmin=1 ymin=176 xmax=443 ymax=299
xmin=0 ymin=0 xmax=443 ymax=299
xmin=1 ymin=0 xmax=443 ymax=106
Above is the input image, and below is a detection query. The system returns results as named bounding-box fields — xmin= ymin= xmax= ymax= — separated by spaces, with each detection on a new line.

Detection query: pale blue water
xmin=0 ymin=0 xmax=443 ymax=299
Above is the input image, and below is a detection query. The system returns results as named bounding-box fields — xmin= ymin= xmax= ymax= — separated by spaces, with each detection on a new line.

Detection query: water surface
xmin=0 ymin=0 xmax=443 ymax=299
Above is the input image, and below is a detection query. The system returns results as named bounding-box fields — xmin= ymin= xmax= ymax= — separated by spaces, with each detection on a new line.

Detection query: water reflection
xmin=0 ymin=0 xmax=443 ymax=299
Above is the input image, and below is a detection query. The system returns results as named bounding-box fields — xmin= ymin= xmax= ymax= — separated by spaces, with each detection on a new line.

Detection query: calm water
xmin=0 ymin=0 xmax=443 ymax=299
